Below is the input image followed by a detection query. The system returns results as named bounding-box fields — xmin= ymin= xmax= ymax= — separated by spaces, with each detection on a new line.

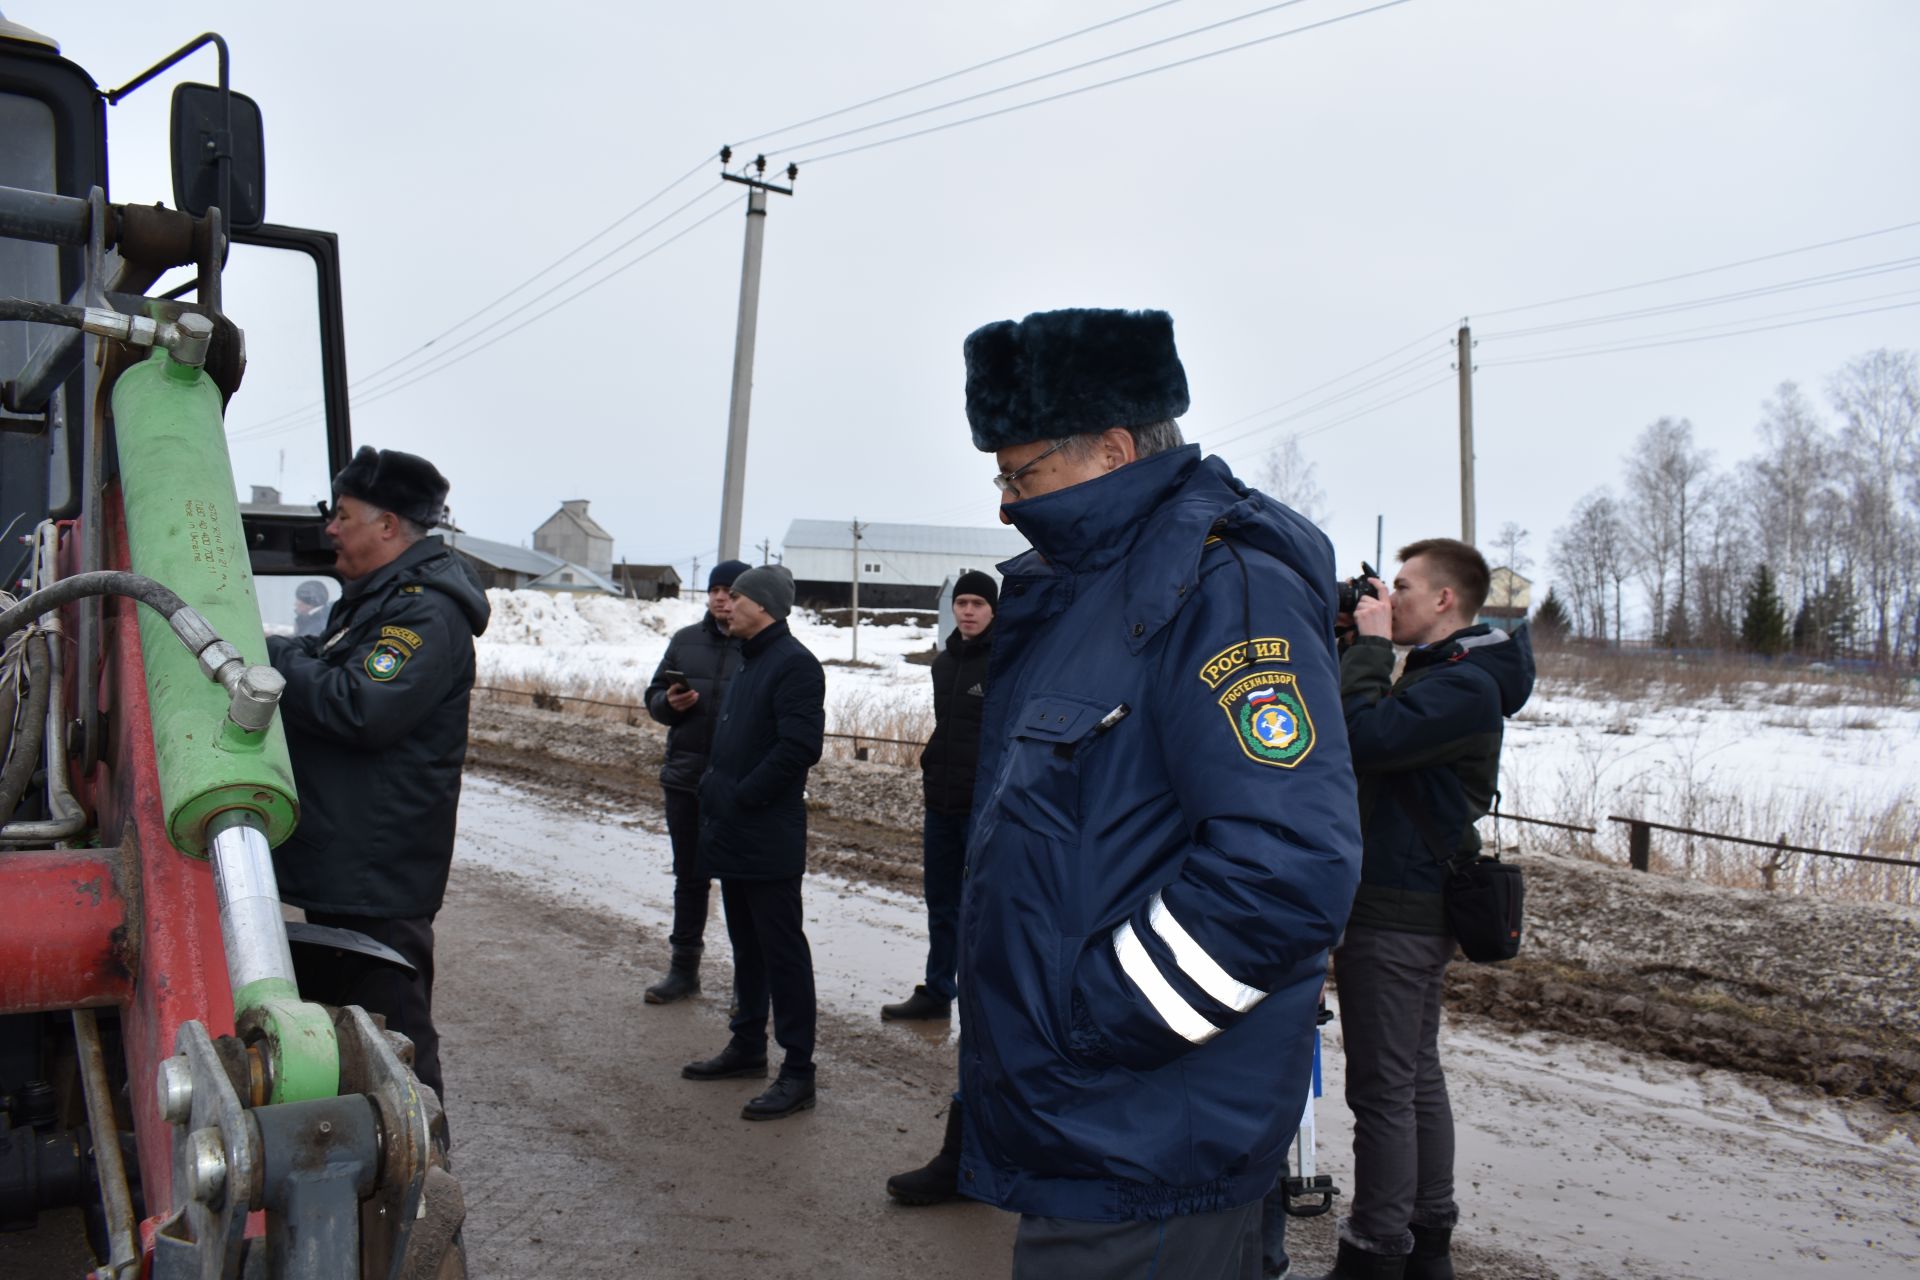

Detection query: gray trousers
xmin=1333 ymin=924 xmax=1459 ymax=1252
xmin=1012 ymin=1201 xmax=1263 ymax=1279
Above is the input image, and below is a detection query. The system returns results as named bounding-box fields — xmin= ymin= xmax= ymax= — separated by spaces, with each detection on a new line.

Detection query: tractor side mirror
xmin=169 ymin=83 xmax=265 ymax=230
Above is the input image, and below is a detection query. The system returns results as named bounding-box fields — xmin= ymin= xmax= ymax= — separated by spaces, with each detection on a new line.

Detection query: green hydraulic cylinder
xmin=111 ymin=339 xmax=336 ymax=1103
xmin=110 ymin=345 xmax=298 ymax=852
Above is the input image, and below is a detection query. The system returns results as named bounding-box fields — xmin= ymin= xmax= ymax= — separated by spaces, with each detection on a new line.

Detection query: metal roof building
xmin=782 ymin=519 xmax=1028 ymax=608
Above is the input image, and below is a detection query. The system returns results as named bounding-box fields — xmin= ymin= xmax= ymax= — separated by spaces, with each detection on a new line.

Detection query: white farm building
xmin=782 ymin=519 xmax=1029 ymax=608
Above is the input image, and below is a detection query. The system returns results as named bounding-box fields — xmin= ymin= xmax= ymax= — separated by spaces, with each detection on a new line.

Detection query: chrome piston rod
xmin=204 ymin=810 xmax=297 ymax=998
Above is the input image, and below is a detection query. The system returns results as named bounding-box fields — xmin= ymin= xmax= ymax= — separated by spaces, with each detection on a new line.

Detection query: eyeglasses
xmin=992 ymin=438 xmax=1071 ymax=498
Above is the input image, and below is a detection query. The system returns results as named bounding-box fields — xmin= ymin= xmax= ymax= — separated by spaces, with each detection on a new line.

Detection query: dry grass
xmin=473 ymin=674 xmax=656 ymax=727
xmin=1538 ymin=643 xmax=1919 ymax=711
xmin=822 ymin=687 xmax=932 ymax=768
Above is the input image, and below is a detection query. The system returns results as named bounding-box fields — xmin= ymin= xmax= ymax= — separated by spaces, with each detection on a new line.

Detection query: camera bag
xmin=1396 ymin=777 xmax=1525 ymax=963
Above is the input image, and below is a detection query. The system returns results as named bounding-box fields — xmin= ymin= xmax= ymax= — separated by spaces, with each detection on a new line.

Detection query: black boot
xmin=645 ymin=946 xmax=702 ymax=1005
xmin=1299 ymin=1240 xmax=1407 ymax=1280
xmin=1405 ymin=1225 xmax=1453 ymax=1280
xmin=880 ymin=985 xmax=952 ymax=1021
xmin=885 ymin=1101 xmax=964 ymax=1205
xmin=681 ymin=1040 xmax=768 ymax=1081
xmin=742 ymin=1072 xmax=816 ymax=1121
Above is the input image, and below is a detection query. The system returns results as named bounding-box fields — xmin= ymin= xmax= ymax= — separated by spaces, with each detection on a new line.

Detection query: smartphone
xmin=660 ymin=669 xmax=691 ymax=690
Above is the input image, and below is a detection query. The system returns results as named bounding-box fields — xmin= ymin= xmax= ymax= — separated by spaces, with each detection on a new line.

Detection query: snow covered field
xmin=476 ymin=591 xmax=1920 ymax=886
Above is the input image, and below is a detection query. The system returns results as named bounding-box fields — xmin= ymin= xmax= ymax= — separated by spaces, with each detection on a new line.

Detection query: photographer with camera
xmin=1305 ymin=539 xmax=1533 ymax=1280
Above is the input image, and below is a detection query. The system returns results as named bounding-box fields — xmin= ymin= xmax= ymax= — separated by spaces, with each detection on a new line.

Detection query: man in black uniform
xmin=641 ymin=558 xmax=749 ymax=1003
xmin=880 ymin=568 xmax=997 ymax=1021
xmin=267 ymin=447 xmax=491 ymax=1102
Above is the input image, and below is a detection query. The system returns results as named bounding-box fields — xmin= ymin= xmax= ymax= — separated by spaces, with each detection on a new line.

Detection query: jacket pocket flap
xmin=1014 ymin=694 xmax=1113 ymax=745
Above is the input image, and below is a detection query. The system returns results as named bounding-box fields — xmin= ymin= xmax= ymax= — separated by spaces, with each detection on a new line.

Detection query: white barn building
xmin=782 ymin=519 xmax=1029 ymax=608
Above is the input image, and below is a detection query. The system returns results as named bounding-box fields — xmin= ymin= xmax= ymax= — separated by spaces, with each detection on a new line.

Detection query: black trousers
xmin=719 ymin=876 xmax=816 ymax=1076
xmin=297 ymin=912 xmax=442 ymax=1100
xmin=662 ymin=786 xmax=713 ymax=952
xmin=921 ymin=808 xmax=968 ymax=1001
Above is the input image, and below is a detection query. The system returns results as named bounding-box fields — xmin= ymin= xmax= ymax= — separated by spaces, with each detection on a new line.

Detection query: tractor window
xmin=0 ymin=91 xmax=67 ymax=521
xmin=211 ymin=241 xmax=331 ymax=516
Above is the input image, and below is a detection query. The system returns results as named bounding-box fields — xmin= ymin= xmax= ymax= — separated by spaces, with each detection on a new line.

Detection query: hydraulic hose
xmin=0 ymin=632 xmax=49 ymax=821
xmin=0 ymin=297 xmax=84 ymax=327
xmin=0 ymin=571 xmax=191 ymax=646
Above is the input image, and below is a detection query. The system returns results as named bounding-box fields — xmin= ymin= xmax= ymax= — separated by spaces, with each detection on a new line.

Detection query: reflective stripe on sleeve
xmin=1147 ymin=890 xmax=1269 ymax=1014
xmin=1112 ymin=920 xmax=1220 ymax=1045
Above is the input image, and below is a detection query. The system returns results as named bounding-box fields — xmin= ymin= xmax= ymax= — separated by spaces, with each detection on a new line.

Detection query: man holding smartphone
xmin=642 ymin=559 xmax=751 ymax=1003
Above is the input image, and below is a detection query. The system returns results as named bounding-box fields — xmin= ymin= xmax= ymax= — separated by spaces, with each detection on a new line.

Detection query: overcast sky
xmin=14 ymin=1 xmax=1919 ymax=606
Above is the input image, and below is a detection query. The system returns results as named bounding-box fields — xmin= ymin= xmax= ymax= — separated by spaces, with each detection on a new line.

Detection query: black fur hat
xmin=331 ymin=446 xmax=450 ymax=527
xmin=963 ymin=308 xmax=1189 ymax=452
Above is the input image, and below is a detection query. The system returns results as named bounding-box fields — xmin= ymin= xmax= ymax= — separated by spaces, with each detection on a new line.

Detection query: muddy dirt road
xmin=444 ymin=737 xmax=1920 ymax=1279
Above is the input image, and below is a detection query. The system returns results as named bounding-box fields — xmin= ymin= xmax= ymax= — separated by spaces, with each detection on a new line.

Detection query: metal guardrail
xmin=475 ymin=686 xmax=1916 ymax=873
xmin=1605 ymin=815 xmax=1919 ymax=874
xmin=473 ymin=684 xmax=927 ymax=752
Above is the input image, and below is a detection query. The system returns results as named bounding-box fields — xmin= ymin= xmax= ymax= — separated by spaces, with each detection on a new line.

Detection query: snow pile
xmin=475 ymin=589 xmax=940 ymax=711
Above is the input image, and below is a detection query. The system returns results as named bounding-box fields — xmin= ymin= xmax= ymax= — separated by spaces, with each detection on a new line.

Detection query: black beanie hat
xmin=708 ymin=559 xmax=751 ymax=590
xmin=332 ymin=446 xmax=450 ymax=527
xmin=963 ymin=308 xmax=1189 ymax=452
xmin=952 ymin=569 xmax=998 ymax=610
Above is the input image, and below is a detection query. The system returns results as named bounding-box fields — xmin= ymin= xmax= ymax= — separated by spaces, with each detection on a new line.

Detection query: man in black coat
xmin=1305 ymin=538 xmax=1533 ymax=1280
xmin=681 ymin=565 xmax=827 ymax=1121
xmin=880 ymin=568 xmax=997 ymax=1022
xmin=641 ymin=558 xmax=749 ymax=1003
xmin=267 ymin=447 xmax=491 ymax=1102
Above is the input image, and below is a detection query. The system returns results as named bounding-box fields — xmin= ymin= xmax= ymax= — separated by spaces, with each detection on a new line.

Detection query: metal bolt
xmin=157 ymin=1056 xmax=194 ymax=1126
xmin=186 ymin=1128 xmax=227 ymax=1205
xmin=317 ymin=1120 xmax=332 ymax=1135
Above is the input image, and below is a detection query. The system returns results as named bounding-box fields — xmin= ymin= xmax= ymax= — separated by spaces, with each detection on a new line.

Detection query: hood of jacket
xmin=343 ymin=536 xmax=492 ymax=638
xmin=1000 ymin=444 xmax=1338 ymax=652
xmin=1407 ymin=622 xmax=1535 ymax=716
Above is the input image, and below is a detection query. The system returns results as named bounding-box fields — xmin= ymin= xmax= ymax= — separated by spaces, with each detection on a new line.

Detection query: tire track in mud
xmin=468 ymin=700 xmax=1920 ymax=1118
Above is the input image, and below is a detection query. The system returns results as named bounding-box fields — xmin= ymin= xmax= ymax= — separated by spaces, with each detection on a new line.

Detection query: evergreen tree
xmin=1532 ymin=586 xmax=1571 ymax=642
xmin=1740 ymin=563 xmax=1789 ymax=655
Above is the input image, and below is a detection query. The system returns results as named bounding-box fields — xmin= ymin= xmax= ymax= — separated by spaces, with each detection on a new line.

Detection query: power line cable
xmin=230 ymin=193 xmax=742 ymax=441
xmin=1474 ymin=217 xmax=1920 ymax=320
xmin=1479 ymin=298 xmax=1920 ymax=368
xmin=796 ymin=0 xmax=1417 ymax=166
xmin=733 ymin=0 xmax=1195 ymax=147
xmin=1221 ymin=372 xmax=1453 ymax=466
xmin=226 ymin=154 xmax=716 ymax=437
xmin=767 ymin=0 xmax=1320 ymax=159
xmin=1204 ymin=323 xmax=1453 ymax=434
xmin=1206 ymin=343 xmax=1449 ymax=453
xmin=1480 ymin=255 xmax=1920 ymax=342
xmin=1486 ymin=284 xmax=1920 ymax=355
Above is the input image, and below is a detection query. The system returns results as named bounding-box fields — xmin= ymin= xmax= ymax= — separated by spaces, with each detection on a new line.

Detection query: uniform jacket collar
xmin=741 ymin=617 xmax=791 ymax=659
xmin=1000 ymin=446 xmax=1332 ymax=657
xmin=340 ymin=535 xmax=445 ymax=602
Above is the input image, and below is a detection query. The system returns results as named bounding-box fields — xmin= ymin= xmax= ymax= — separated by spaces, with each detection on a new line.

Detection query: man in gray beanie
xmin=682 ymin=564 xmax=828 ymax=1121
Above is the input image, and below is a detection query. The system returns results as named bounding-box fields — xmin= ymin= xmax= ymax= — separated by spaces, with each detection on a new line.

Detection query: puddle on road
xmin=456 ymin=774 xmax=1919 ymax=1279
xmin=457 ymin=774 xmax=957 ymax=1042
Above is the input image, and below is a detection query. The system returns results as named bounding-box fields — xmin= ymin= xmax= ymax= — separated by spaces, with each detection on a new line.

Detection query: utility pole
xmin=714 ymin=149 xmax=798 ymax=563
xmin=1455 ymin=320 xmax=1476 ymax=546
xmin=1375 ymin=514 xmax=1384 ymax=573
xmin=690 ymin=554 xmax=700 ymax=603
xmin=849 ymin=518 xmax=865 ymax=663
xmin=756 ymin=537 xmax=773 ymax=566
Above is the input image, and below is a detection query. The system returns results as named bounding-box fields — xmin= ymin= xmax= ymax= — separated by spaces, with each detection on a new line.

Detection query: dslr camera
xmin=1336 ymin=562 xmax=1381 ymax=615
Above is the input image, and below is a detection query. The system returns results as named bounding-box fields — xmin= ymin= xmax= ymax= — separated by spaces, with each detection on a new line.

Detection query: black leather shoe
xmin=681 ymin=1042 xmax=768 ymax=1081
xmin=742 ymin=1073 xmax=816 ymax=1120
xmin=880 ymin=985 xmax=952 ymax=1021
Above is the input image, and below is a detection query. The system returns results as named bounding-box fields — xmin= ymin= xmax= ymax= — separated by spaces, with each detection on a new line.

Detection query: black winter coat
xmin=644 ymin=613 xmax=742 ymax=793
xmin=266 ymin=537 xmax=492 ymax=918
xmin=1340 ymin=623 xmax=1534 ymax=934
xmin=697 ymin=619 xmax=825 ymax=880
xmin=920 ymin=625 xmax=992 ymax=814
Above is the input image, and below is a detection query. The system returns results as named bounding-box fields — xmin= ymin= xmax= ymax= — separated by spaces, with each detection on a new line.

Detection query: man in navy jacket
xmin=955 ymin=309 xmax=1362 ymax=1277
